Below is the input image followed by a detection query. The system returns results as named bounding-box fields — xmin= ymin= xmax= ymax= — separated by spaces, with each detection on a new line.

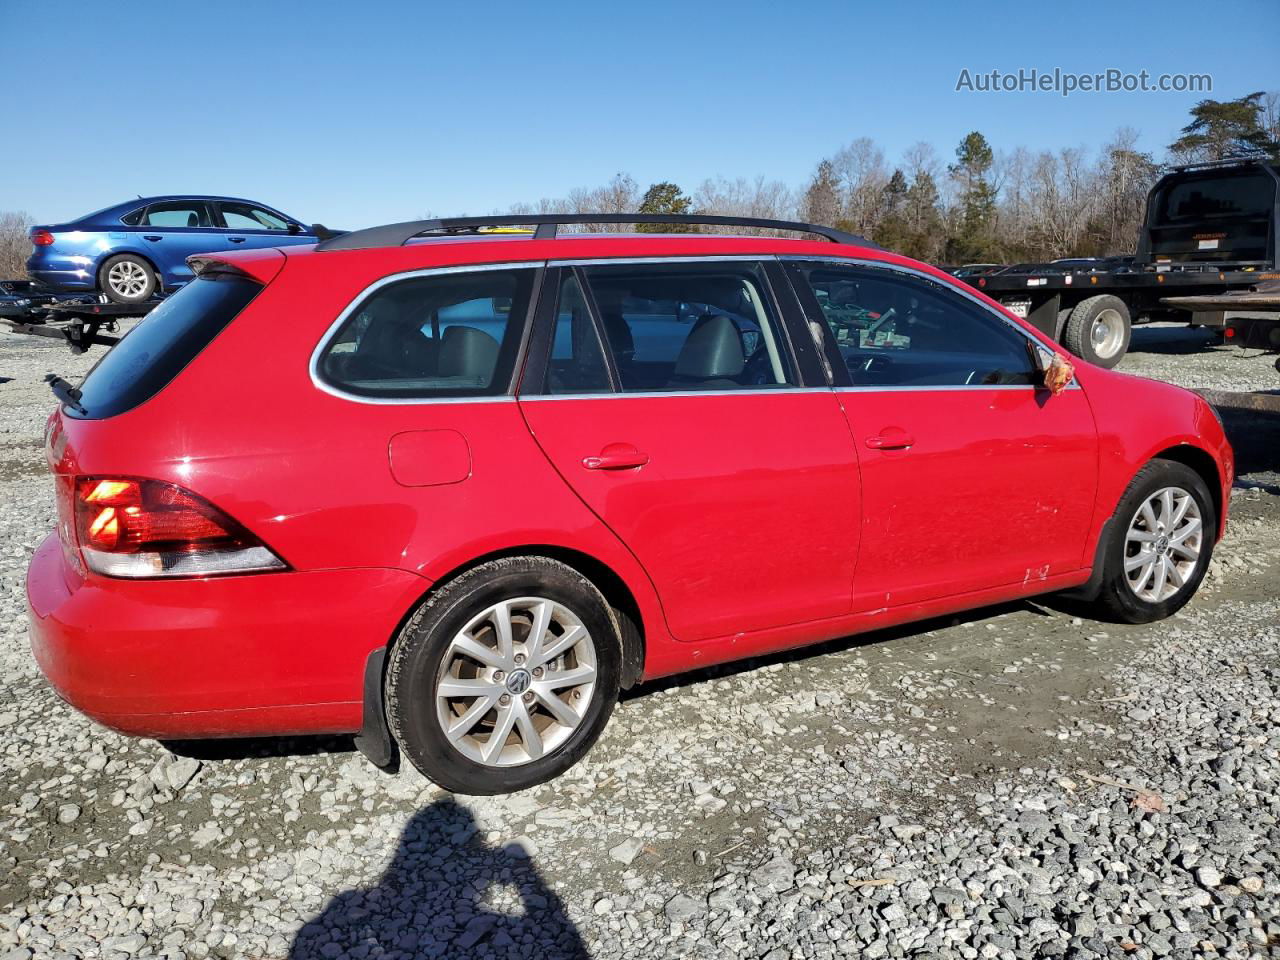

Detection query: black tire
xmin=1062 ymin=294 xmax=1131 ymax=368
xmin=98 ymin=254 xmax=157 ymax=303
xmin=1087 ymin=460 xmax=1215 ymax=624
xmin=385 ymin=556 xmax=621 ymax=795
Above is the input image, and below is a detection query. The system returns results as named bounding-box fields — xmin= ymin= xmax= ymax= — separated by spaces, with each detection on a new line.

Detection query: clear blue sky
xmin=2 ymin=0 xmax=1276 ymax=227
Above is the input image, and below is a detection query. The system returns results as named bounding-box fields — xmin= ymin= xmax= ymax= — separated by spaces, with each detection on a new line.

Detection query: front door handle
xmin=227 ymin=236 xmax=247 ymax=243
xmin=865 ymin=431 xmax=915 ymax=450
xmin=582 ymin=444 xmax=649 ymax=470
xmin=143 ymin=235 xmax=161 ymax=242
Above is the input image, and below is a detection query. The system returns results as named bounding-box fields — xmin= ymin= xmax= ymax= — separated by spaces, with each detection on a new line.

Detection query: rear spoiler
xmin=187 ymin=247 xmax=286 ymax=285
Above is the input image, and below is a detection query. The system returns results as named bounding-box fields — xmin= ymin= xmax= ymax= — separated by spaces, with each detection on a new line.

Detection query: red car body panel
xmin=26 ymin=232 xmax=1234 ymax=739
xmin=520 ymin=392 xmax=861 ymax=641
xmin=836 ymin=386 xmax=1099 ymax=609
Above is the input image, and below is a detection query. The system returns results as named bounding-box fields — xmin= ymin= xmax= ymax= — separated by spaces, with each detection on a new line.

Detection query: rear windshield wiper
xmin=45 ymin=373 xmax=87 ymax=415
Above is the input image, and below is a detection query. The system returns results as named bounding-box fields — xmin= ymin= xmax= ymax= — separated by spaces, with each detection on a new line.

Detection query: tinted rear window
xmin=73 ymin=273 xmax=261 ymax=418
xmin=1154 ymin=170 xmax=1276 ymax=223
xmin=316 ymin=268 xmax=536 ymax=399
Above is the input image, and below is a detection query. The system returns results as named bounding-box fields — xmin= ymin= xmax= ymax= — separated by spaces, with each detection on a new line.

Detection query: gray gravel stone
xmin=0 ymin=321 xmax=1277 ymax=959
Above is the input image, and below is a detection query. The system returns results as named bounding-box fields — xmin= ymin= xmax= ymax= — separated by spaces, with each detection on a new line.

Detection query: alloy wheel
xmin=107 ymin=260 xmax=149 ymax=298
xmin=434 ymin=597 xmax=597 ymax=767
xmin=1123 ymin=486 xmax=1203 ymax=603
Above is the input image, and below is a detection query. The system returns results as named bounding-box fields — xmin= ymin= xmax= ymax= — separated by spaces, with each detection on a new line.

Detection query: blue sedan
xmin=27 ymin=195 xmax=316 ymax=303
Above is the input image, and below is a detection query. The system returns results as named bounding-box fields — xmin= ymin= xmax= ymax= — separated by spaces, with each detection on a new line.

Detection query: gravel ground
xmin=0 ymin=322 xmax=1278 ymax=960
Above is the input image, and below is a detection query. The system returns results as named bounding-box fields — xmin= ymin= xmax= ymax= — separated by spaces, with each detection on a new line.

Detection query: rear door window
xmin=141 ymin=201 xmax=213 ymax=228
xmin=544 ymin=273 xmax=612 ymax=394
xmin=577 ymin=261 xmax=795 ymax=391
xmin=317 ymin=267 xmax=537 ymax=398
xmin=73 ymin=272 xmax=261 ymax=418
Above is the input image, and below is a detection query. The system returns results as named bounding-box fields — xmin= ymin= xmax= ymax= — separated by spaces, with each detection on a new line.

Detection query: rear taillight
xmin=71 ymin=477 xmax=285 ymax=578
xmin=31 ymin=229 xmax=54 ymax=247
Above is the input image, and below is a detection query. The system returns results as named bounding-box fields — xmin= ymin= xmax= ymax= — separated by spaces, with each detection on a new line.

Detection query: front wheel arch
xmin=1150 ymin=444 xmax=1223 ymax=541
xmin=1064 ymin=447 xmax=1222 ymax=603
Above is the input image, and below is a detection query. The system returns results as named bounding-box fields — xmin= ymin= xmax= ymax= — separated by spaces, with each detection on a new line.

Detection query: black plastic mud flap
xmin=353 ymin=648 xmax=398 ymax=771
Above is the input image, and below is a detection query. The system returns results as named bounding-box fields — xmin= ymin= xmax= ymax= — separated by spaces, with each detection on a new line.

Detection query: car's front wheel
xmin=99 ymin=254 xmax=157 ymax=303
xmin=1090 ymin=460 xmax=1215 ymax=623
xmin=385 ymin=557 xmax=621 ymax=794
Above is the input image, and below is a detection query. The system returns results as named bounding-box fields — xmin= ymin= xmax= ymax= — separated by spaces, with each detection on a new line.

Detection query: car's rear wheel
xmin=385 ymin=557 xmax=621 ymax=794
xmin=1062 ymin=294 xmax=1131 ymax=368
xmin=1089 ymin=460 xmax=1215 ymax=623
xmin=99 ymin=254 xmax=157 ymax=303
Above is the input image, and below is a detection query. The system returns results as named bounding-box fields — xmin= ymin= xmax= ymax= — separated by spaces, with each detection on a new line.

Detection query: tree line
xmin=1 ymin=92 xmax=1277 ymax=280
xmin=504 ymin=91 xmax=1280 ymax=266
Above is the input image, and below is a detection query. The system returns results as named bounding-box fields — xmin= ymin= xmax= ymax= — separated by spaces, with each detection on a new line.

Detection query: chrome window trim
xmin=520 ymin=387 xmax=834 ymax=402
xmin=529 ymin=254 xmax=807 ymax=396
xmin=834 ymin=384 xmax=1036 ymax=393
xmin=309 ymin=261 xmax=545 ymax=406
xmin=778 ymin=254 xmax=1046 ymax=345
xmin=779 ymin=254 xmax=1082 ymax=391
xmin=550 ymin=254 xmax=767 ymax=267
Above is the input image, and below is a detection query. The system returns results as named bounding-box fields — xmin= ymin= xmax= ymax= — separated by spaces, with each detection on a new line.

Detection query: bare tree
xmin=1262 ymin=91 xmax=1280 ymax=146
xmin=692 ymin=176 xmax=797 ymax=234
xmin=1094 ymin=128 xmax=1160 ymax=255
xmin=0 ymin=211 xmax=33 ymax=279
xmin=829 ymin=137 xmax=889 ymax=235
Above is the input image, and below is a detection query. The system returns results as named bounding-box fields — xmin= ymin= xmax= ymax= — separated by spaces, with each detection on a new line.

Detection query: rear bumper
xmin=26 ymin=534 xmax=428 ymax=738
xmin=26 ymin=250 xmax=98 ymax=291
xmin=25 ymin=266 xmax=95 ymax=291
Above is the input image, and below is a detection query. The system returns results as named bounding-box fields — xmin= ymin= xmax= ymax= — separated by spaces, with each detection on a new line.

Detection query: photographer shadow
xmin=288 ymin=798 xmax=587 ymax=959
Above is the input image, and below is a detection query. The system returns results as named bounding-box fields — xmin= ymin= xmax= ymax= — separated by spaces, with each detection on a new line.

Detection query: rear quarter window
xmin=316 ymin=267 xmax=536 ymax=399
xmin=73 ymin=273 xmax=261 ymax=419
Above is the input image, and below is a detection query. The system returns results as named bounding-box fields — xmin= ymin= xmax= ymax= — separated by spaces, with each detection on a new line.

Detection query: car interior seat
xmin=438 ymin=326 xmax=500 ymax=384
xmin=339 ymin=299 xmax=438 ymax=382
xmin=668 ymin=314 xmax=745 ymax=388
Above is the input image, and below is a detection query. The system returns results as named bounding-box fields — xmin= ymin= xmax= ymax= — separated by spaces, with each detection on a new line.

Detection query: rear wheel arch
xmin=97 ymin=250 xmax=161 ymax=298
xmin=399 ymin=545 xmax=646 ymax=690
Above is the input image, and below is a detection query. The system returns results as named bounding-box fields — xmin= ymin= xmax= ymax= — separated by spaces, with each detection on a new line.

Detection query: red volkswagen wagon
xmin=27 ymin=214 xmax=1232 ymax=794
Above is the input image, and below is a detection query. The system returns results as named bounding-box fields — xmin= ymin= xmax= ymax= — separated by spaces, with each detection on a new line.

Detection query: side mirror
xmin=1033 ymin=344 xmax=1075 ymax=395
xmin=287 ymin=222 xmax=303 ymax=234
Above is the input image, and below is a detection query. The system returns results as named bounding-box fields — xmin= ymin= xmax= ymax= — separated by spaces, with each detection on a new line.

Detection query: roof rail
xmin=314 ymin=213 xmax=876 ymax=252
xmin=1167 ymin=152 xmax=1275 ymax=172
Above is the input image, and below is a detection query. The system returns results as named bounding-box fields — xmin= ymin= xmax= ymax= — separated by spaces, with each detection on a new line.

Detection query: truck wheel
xmin=1062 ymin=295 xmax=1130 ymax=368
xmin=99 ymin=255 xmax=157 ymax=303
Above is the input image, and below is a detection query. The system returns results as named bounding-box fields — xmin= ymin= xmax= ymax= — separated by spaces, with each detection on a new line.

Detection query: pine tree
xmin=635 ymin=182 xmax=694 ymax=232
xmin=946 ymin=132 xmax=997 ymax=262
xmin=1170 ymin=92 xmax=1279 ymax=160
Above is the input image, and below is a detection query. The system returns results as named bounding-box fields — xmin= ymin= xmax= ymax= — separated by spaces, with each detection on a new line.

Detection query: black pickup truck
xmin=958 ymin=156 xmax=1280 ymax=368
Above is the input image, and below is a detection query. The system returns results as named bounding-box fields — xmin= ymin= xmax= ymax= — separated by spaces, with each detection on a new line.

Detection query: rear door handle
xmin=227 ymin=236 xmax=247 ymax=243
xmin=582 ymin=445 xmax=649 ymax=470
xmin=143 ymin=235 xmax=161 ymax=242
xmin=865 ymin=432 xmax=915 ymax=450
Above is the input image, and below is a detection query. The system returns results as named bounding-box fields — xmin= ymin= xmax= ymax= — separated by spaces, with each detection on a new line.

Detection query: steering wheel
xmin=741 ymin=346 xmax=775 ymax=386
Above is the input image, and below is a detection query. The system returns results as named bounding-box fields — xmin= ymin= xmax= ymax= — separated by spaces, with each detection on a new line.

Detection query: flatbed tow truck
xmin=958 ymin=156 xmax=1280 ymax=368
xmin=1 ymin=279 xmax=158 ymax=352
